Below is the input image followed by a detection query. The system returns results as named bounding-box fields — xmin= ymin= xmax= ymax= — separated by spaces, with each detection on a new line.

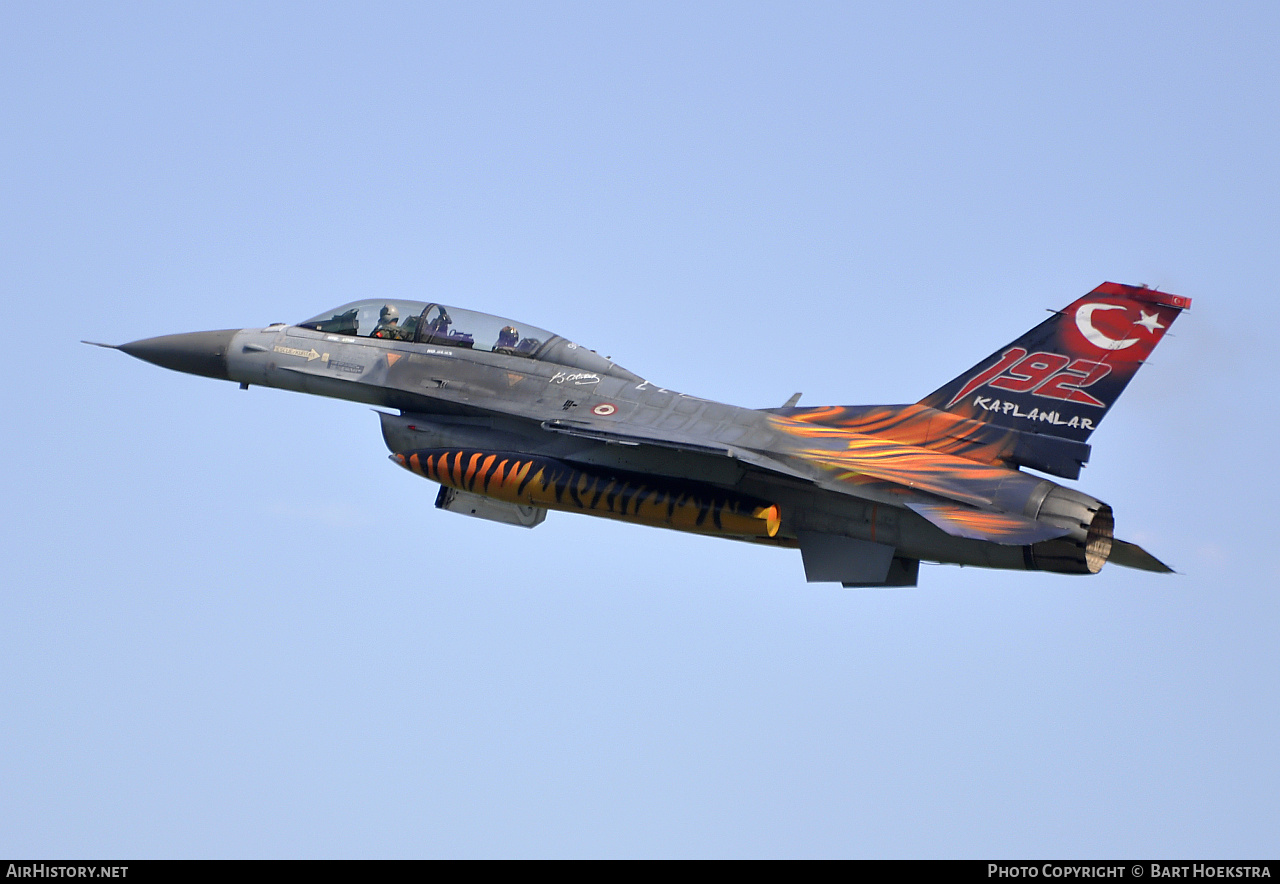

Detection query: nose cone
xmin=118 ymin=329 xmax=239 ymax=381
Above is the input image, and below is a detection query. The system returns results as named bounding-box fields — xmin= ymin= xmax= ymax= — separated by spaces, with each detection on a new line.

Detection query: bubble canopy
xmin=298 ymin=299 xmax=622 ymax=374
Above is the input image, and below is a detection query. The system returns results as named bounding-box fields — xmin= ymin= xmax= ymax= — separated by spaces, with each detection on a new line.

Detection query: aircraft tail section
xmin=918 ymin=282 xmax=1191 ymax=443
xmin=1109 ymin=538 xmax=1175 ymax=573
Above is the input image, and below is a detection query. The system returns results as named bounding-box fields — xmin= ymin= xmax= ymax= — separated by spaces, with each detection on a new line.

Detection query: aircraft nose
xmin=117 ymin=329 xmax=239 ymax=381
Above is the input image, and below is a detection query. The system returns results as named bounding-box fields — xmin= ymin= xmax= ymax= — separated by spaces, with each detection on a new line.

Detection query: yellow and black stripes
xmin=393 ymin=449 xmax=780 ymax=538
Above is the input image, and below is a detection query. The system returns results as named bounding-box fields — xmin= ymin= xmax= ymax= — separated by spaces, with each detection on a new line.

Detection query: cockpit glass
xmin=299 ymin=299 xmax=427 ymax=340
xmin=417 ymin=304 xmax=551 ymax=356
xmin=298 ymin=300 xmax=557 ymax=358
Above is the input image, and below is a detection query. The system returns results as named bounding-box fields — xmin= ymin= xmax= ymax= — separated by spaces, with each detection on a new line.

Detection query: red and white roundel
xmin=592 ymin=403 xmax=617 ymax=416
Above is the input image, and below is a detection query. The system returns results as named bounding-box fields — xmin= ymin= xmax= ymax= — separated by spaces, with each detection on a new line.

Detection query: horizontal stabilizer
xmin=1108 ymin=539 xmax=1175 ymax=573
xmin=907 ymin=501 xmax=1070 ymax=545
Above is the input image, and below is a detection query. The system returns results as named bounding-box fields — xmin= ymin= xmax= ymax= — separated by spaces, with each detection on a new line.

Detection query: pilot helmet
xmin=498 ymin=325 xmax=519 ymax=345
xmin=379 ymin=304 xmax=399 ymax=323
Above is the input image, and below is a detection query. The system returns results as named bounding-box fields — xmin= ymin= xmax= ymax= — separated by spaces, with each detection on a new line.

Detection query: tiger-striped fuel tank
xmin=392 ymin=448 xmax=781 ymax=539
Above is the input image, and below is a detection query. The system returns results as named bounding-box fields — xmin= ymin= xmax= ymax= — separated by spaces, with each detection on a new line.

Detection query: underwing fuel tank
xmin=392 ymin=449 xmax=782 ymax=540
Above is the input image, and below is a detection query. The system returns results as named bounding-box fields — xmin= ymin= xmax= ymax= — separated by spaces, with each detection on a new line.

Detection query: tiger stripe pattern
xmin=393 ymin=449 xmax=781 ymax=539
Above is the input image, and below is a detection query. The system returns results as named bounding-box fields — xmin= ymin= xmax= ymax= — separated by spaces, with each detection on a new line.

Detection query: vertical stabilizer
xmin=918 ymin=282 xmax=1190 ymax=442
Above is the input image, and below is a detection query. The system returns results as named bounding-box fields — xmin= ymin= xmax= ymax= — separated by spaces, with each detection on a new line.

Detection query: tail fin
xmin=919 ymin=282 xmax=1191 ymax=443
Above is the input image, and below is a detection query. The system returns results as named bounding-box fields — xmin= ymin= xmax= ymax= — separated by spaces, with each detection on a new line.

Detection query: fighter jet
xmin=87 ymin=282 xmax=1188 ymax=586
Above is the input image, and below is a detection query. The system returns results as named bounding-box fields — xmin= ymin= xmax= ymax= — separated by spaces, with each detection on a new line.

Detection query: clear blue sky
xmin=2 ymin=1 xmax=1276 ymax=858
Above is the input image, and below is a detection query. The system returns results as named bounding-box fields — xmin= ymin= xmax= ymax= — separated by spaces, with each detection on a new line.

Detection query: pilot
xmin=371 ymin=304 xmax=403 ymax=339
xmin=495 ymin=326 xmax=519 ymax=351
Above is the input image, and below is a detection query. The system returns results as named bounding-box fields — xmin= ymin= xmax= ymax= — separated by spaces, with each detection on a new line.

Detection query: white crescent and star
xmin=1135 ymin=310 xmax=1165 ymax=333
xmin=1075 ymin=304 xmax=1164 ymax=350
